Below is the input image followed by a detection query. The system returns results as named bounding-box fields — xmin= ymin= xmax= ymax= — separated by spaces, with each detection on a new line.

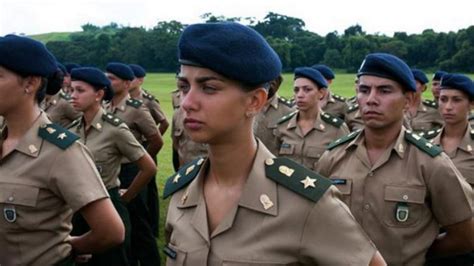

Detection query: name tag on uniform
xmin=280 ymin=143 xmax=291 ymax=149
xmin=4 ymin=205 xmax=16 ymax=223
xmin=163 ymin=245 xmax=177 ymax=260
xmin=331 ymin=178 xmax=347 ymax=185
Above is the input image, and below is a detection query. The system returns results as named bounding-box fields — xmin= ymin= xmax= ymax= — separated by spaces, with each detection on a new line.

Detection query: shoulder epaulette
xmin=405 ymin=131 xmax=442 ymax=157
xmin=327 ymin=129 xmax=361 ymax=150
xmin=126 ymin=98 xmax=143 ymax=108
xmin=67 ymin=118 xmax=82 ymax=129
xmin=347 ymin=103 xmax=359 ymax=113
xmin=422 ymin=99 xmax=438 ymax=109
xmin=332 ymin=94 xmax=347 ymax=102
xmin=265 ymin=157 xmax=332 ymax=203
xmin=278 ymin=96 xmax=293 ymax=107
xmin=163 ymin=157 xmax=205 ymax=199
xmin=102 ymin=112 xmax=123 ymax=127
xmin=143 ymin=92 xmax=158 ymax=102
xmin=321 ymin=112 xmax=344 ymax=127
xmin=418 ymin=127 xmax=442 ymax=140
xmin=38 ymin=123 xmax=79 ymax=150
xmin=59 ymin=91 xmax=71 ymax=101
xmin=277 ymin=110 xmax=297 ymax=125
xmin=347 ymin=96 xmax=356 ymax=103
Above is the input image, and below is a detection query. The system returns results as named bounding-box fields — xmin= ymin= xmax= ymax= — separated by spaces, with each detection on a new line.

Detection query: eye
xmin=202 ymin=85 xmax=217 ymax=94
xmin=358 ymin=86 xmax=369 ymax=94
xmin=177 ymin=81 xmax=190 ymax=94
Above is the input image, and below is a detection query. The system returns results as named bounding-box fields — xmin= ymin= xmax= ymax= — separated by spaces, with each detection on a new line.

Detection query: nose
xmin=181 ymin=88 xmax=198 ymax=113
xmin=366 ymin=88 xmax=378 ymax=106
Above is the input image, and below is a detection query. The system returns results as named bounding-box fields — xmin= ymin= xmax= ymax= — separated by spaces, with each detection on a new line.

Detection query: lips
xmin=184 ymin=117 xmax=204 ymax=130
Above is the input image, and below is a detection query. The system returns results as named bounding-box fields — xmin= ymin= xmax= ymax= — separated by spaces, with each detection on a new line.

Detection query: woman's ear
xmin=246 ymin=88 xmax=268 ymax=118
xmin=96 ymin=89 xmax=105 ymax=102
xmin=22 ymin=76 xmax=42 ymax=95
xmin=404 ymin=91 xmax=415 ymax=111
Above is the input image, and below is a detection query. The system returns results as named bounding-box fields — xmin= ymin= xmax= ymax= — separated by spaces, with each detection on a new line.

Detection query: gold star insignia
xmin=279 ymin=165 xmax=294 ymax=177
xmin=260 ymin=194 xmax=274 ymax=210
xmin=172 ymin=173 xmax=181 ymax=183
xmin=28 ymin=144 xmax=38 ymax=154
xmin=265 ymin=158 xmax=274 ymax=165
xmin=114 ymin=118 xmax=120 ymax=123
xmin=185 ymin=165 xmax=195 ymax=175
xmin=197 ymin=158 xmax=204 ymax=165
xmin=300 ymin=176 xmax=317 ymax=189
xmin=46 ymin=127 xmax=56 ymax=134
xmin=57 ymin=133 xmax=67 ymax=140
xmin=425 ymin=142 xmax=433 ymax=148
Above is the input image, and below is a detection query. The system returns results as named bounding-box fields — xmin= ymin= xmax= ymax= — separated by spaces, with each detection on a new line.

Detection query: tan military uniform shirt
xmin=321 ymin=92 xmax=348 ymax=119
xmin=133 ymin=89 xmax=167 ymax=125
xmin=404 ymin=100 xmax=443 ymax=133
xmin=274 ymin=111 xmax=349 ymax=170
xmin=432 ymin=125 xmax=474 ymax=190
xmin=165 ymin=141 xmax=376 ymax=265
xmin=70 ymin=108 xmax=147 ymax=189
xmin=172 ymin=107 xmax=208 ymax=166
xmin=104 ymin=95 xmax=159 ymax=144
xmin=316 ymin=127 xmax=473 ymax=265
xmin=0 ymin=112 xmax=108 ymax=265
xmin=41 ymin=91 xmax=82 ymax=127
xmin=254 ymin=94 xmax=295 ymax=155
xmin=344 ymin=104 xmax=364 ymax=132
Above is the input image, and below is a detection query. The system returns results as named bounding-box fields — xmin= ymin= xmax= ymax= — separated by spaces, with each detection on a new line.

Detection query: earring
xmin=24 ymin=88 xmax=30 ymax=95
xmin=245 ymin=111 xmax=255 ymax=118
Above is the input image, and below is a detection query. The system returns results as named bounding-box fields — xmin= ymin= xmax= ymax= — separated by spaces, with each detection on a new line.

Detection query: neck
xmin=364 ymin=121 xmax=403 ymax=150
xmin=298 ymin=106 xmax=319 ymax=121
xmin=207 ymin=127 xmax=257 ymax=187
xmin=112 ymin=91 xmax=128 ymax=107
xmin=129 ymin=87 xmax=141 ymax=98
xmin=444 ymin=120 xmax=468 ymax=139
xmin=4 ymin=104 xmax=41 ymax=139
xmin=83 ymin=104 xmax=101 ymax=128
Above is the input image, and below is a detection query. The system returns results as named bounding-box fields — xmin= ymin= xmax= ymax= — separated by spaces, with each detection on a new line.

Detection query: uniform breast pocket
xmin=278 ymin=143 xmax=295 ymax=155
xmin=0 ymin=184 xmax=40 ymax=230
xmin=383 ymin=186 xmax=426 ymax=227
xmin=164 ymin=243 xmax=187 ymax=266
xmin=305 ymin=146 xmax=325 ymax=159
xmin=331 ymin=178 xmax=352 ymax=206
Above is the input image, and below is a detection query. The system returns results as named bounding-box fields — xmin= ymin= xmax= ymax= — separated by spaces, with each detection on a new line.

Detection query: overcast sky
xmin=1 ymin=0 xmax=473 ymax=36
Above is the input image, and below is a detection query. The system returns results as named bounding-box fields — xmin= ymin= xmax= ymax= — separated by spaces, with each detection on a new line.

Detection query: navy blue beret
xmin=106 ymin=62 xmax=135 ymax=81
xmin=432 ymin=70 xmax=448 ymax=81
xmin=65 ymin=63 xmax=81 ymax=74
xmin=312 ymin=64 xmax=335 ymax=80
xmin=0 ymin=34 xmax=57 ymax=77
xmin=57 ymin=63 xmax=67 ymax=76
xmin=411 ymin=69 xmax=429 ymax=84
xmin=294 ymin=67 xmax=328 ymax=89
xmin=357 ymin=53 xmax=416 ymax=92
xmin=440 ymin=73 xmax=474 ymax=100
xmin=71 ymin=67 xmax=114 ymax=101
xmin=129 ymin=64 xmax=146 ymax=78
xmin=178 ymin=22 xmax=282 ymax=86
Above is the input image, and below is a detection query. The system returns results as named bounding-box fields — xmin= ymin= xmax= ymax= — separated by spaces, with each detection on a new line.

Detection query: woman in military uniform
xmin=68 ymin=67 xmax=157 ymax=265
xmin=163 ymin=22 xmax=385 ymax=265
xmin=274 ymin=67 xmax=349 ymax=170
xmin=0 ymin=35 xmax=125 ymax=265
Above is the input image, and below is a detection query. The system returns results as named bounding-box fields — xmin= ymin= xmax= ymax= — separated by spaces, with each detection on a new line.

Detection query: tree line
xmin=46 ymin=12 xmax=474 ymax=73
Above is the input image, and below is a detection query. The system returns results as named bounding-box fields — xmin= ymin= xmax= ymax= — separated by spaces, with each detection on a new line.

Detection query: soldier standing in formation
xmin=316 ymin=53 xmax=473 ymax=265
xmin=314 ymin=64 xmax=349 ymax=119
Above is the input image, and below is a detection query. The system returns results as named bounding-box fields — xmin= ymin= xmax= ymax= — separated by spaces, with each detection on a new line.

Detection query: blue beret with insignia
xmin=106 ymin=62 xmax=135 ymax=81
xmin=71 ymin=67 xmax=114 ymax=101
xmin=129 ymin=64 xmax=146 ymax=78
xmin=294 ymin=67 xmax=328 ymax=89
xmin=357 ymin=53 xmax=416 ymax=92
xmin=411 ymin=69 xmax=429 ymax=84
xmin=178 ymin=22 xmax=282 ymax=86
xmin=57 ymin=63 xmax=67 ymax=76
xmin=312 ymin=64 xmax=335 ymax=80
xmin=65 ymin=63 xmax=81 ymax=74
xmin=0 ymin=34 xmax=57 ymax=77
xmin=432 ymin=70 xmax=448 ymax=81
xmin=441 ymin=73 xmax=474 ymax=100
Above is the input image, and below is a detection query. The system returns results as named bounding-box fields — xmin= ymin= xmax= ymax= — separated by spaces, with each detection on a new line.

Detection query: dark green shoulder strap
xmin=265 ymin=157 xmax=332 ymax=203
xmin=418 ymin=127 xmax=442 ymax=140
xmin=163 ymin=157 xmax=205 ymax=199
xmin=59 ymin=91 xmax=71 ymax=101
xmin=347 ymin=103 xmax=359 ymax=113
xmin=327 ymin=129 xmax=361 ymax=150
xmin=332 ymin=94 xmax=346 ymax=102
xmin=278 ymin=96 xmax=293 ymax=107
xmin=143 ymin=92 xmax=156 ymax=101
xmin=277 ymin=110 xmax=297 ymax=125
xmin=38 ymin=123 xmax=80 ymax=150
xmin=321 ymin=112 xmax=344 ymax=127
xmin=405 ymin=131 xmax=442 ymax=157
xmin=422 ymin=99 xmax=438 ymax=109
xmin=67 ymin=118 xmax=82 ymax=129
xmin=126 ymin=98 xmax=143 ymax=108
xmin=102 ymin=112 xmax=123 ymax=127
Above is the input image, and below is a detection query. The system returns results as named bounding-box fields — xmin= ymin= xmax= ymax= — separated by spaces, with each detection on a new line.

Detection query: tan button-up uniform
xmin=133 ymin=90 xmax=167 ymax=125
xmin=165 ymin=142 xmax=376 ymax=265
xmin=316 ymin=127 xmax=473 ymax=265
xmin=70 ymin=108 xmax=146 ymax=189
xmin=322 ymin=92 xmax=348 ymax=119
xmin=345 ymin=105 xmax=364 ymax=132
xmin=274 ymin=111 xmax=349 ymax=170
xmin=41 ymin=92 xmax=82 ymax=127
xmin=172 ymin=107 xmax=208 ymax=166
xmin=0 ymin=112 xmax=108 ymax=265
xmin=432 ymin=125 xmax=474 ymax=191
xmin=404 ymin=101 xmax=443 ymax=133
xmin=254 ymin=95 xmax=295 ymax=155
xmin=104 ymin=95 xmax=159 ymax=144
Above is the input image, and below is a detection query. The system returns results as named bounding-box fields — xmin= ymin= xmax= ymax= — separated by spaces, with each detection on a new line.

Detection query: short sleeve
xmin=300 ymin=186 xmax=376 ymax=265
xmin=135 ymin=106 xmax=160 ymax=138
xmin=147 ymin=100 xmax=166 ymax=124
xmin=49 ymin=142 xmax=109 ymax=212
xmin=114 ymin=124 xmax=147 ymax=163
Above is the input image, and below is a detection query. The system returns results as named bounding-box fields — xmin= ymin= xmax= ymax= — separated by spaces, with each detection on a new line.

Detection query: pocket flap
xmin=0 ymin=184 xmax=39 ymax=207
xmin=384 ymin=186 xmax=425 ymax=204
xmin=306 ymin=147 xmax=324 ymax=159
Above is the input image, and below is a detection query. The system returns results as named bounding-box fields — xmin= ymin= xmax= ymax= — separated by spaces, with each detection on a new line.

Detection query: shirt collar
xmin=346 ymin=126 xmax=407 ymax=159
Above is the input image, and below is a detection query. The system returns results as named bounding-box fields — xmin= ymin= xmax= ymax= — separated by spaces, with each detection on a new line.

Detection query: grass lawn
xmin=144 ymin=71 xmax=473 ymax=263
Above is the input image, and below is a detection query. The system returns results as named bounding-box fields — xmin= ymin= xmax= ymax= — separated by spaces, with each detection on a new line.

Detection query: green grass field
xmin=144 ymin=72 xmax=473 ymax=263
